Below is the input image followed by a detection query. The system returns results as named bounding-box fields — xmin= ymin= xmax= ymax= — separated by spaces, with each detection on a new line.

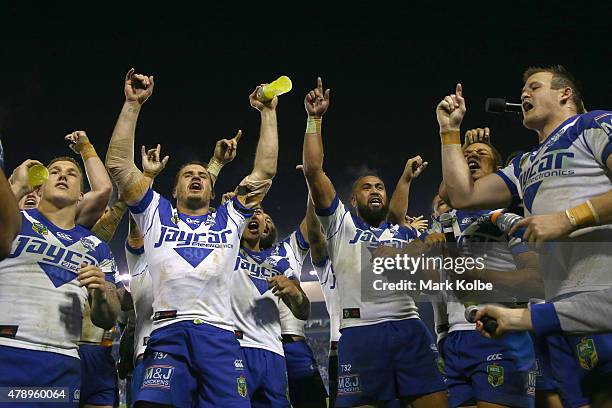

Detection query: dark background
xmin=1 ymin=1 xmax=610 ymax=280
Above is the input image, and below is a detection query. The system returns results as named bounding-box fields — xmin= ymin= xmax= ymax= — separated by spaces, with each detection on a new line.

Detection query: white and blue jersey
xmin=232 ymin=230 xmax=307 ymax=356
xmin=0 ymin=209 xmax=117 ymax=358
xmin=125 ymin=242 xmax=152 ymax=361
xmin=278 ymin=232 xmax=310 ymax=338
xmin=313 ymin=257 xmax=341 ymax=343
xmin=444 ymin=209 xmax=529 ymax=331
xmin=128 ymin=188 xmax=254 ymax=332
xmin=316 ymin=195 xmax=421 ymax=329
xmin=496 ymin=110 xmax=612 ymax=299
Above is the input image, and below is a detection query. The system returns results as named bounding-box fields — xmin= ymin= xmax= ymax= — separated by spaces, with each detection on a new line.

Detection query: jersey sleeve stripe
xmin=125 ymin=241 xmax=145 ymax=255
xmin=294 ymin=228 xmax=309 ymax=250
xmin=315 ymin=194 xmax=340 ymax=216
xmin=494 ymin=171 xmax=521 ymax=206
xmin=231 ymin=195 xmax=255 ymax=217
xmin=128 ymin=188 xmax=154 ymax=214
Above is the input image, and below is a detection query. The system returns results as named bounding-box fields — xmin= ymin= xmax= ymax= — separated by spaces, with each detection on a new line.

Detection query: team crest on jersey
xmin=487 ymin=364 xmax=504 ymax=387
xmin=80 ymin=237 xmax=96 ymax=251
xmin=237 ymin=375 xmax=248 ymax=398
xmin=32 ymin=222 xmax=48 ymax=236
xmin=577 ymin=337 xmax=598 ymax=370
xmin=171 ymin=210 xmax=179 ymax=225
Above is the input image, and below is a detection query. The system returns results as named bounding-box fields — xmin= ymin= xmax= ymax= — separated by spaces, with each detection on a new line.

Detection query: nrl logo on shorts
xmin=487 ymin=364 xmax=504 ymax=387
xmin=32 ymin=222 xmax=48 ymax=236
xmin=237 ymin=375 xmax=247 ymax=398
xmin=577 ymin=337 xmax=598 ymax=370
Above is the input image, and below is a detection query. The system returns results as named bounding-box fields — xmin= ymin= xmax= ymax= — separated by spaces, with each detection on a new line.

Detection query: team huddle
xmin=0 ymin=65 xmax=610 ymax=408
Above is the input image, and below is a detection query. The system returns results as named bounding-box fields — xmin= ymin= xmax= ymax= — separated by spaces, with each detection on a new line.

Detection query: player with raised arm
xmin=302 ymin=77 xmax=447 ymax=408
xmin=434 ymin=129 xmax=543 ymax=408
xmin=0 ymin=156 xmax=120 ymax=407
xmin=437 ymin=66 xmax=612 ymax=407
xmin=230 ymin=200 xmax=311 ymax=408
xmin=105 ymin=68 xmax=278 ymax=408
xmin=10 ymin=131 xmax=113 ymax=228
xmin=302 ymin=189 xmax=341 ymax=408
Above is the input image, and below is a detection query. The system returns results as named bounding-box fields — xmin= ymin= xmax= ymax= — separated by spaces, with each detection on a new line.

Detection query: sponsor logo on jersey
xmin=348 ymin=228 xmax=406 ymax=248
xmin=237 ymin=375 xmax=248 ymax=398
xmin=234 ymin=359 xmax=244 ymax=369
xmin=32 ymin=222 xmax=48 ymax=236
xmin=576 ymin=337 xmax=598 ymax=370
xmin=487 ymin=364 xmax=504 ymax=387
xmin=338 ymin=374 xmax=361 ymax=395
xmin=487 ymin=353 xmax=503 ymax=361
xmin=154 ymin=226 xmax=234 ymax=267
xmin=143 ymin=365 xmax=174 ymax=389
xmin=519 ymin=151 xmax=575 ymax=187
xmin=56 ymin=232 xmax=73 ymax=241
xmin=9 ymin=235 xmax=97 ymax=287
xmin=154 ymin=226 xmax=233 ymax=248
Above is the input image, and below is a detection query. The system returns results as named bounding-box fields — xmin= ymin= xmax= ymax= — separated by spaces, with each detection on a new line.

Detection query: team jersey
xmin=497 ymin=111 xmax=612 ymax=299
xmin=125 ymin=242 xmax=152 ymax=360
xmin=312 ymin=257 xmax=341 ymax=343
xmin=232 ymin=230 xmax=308 ymax=355
xmin=129 ymin=188 xmax=253 ymax=332
xmin=316 ymin=195 xmax=421 ymax=329
xmin=0 ymin=209 xmax=117 ymax=358
xmin=441 ymin=209 xmax=529 ymax=332
xmin=279 ymin=232 xmax=310 ymax=338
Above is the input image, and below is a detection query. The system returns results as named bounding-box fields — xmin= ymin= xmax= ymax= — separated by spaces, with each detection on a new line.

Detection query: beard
xmin=357 ymin=201 xmax=388 ymax=227
xmin=182 ymin=192 xmax=209 ymax=211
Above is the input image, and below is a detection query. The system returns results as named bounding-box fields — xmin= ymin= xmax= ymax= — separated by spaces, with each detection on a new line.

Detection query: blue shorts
xmin=242 ymin=347 xmax=290 ymax=408
xmin=336 ymin=319 xmax=446 ymax=407
xmin=441 ymin=330 xmax=535 ymax=408
xmin=79 ymin=344 xmax=118 ymax=406
xmin=0 ymin=345 xmax=81 ymax=407
xmin=131 ymin=358 xmax=145 ymax=408
xmin=529 ymin=333 xmax=558 ymax=392
xmin=133 ymin=320 xmax=251 ymax=408
xmin=546 ymin=333 xmax=612 ymax=408
xmin=283 ymin=339 xmax=327 ymax=406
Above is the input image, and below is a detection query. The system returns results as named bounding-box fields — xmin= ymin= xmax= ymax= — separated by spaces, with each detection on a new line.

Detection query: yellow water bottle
xmin=28 ymin=164 xmax=49 ymax=189
xmin=256 ymin=76 xmax=292 ymax=102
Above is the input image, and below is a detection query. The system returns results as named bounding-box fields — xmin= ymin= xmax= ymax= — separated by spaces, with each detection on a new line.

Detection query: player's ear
xmin=172 ymin=186 xmax=178 ymax=199
xmin=350 ymin=193 xmax=357 ymax=208
xmin=559 ymin=86 xmax=572 ymax=105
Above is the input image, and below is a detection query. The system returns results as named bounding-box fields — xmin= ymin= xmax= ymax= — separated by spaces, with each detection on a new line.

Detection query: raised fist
xmin=304 ymin=77 xmax=330 ymax=118
xmin=65 ymin=131 xmax=90 ymax=154
xmin=213 ymin=130 xmax=242 ymax=165
xmin=141 ymin=144 xmax=169 ymax=178
xmin=436 ymin=83 xmax=466 ymax=133
xmin=124 ymin=68 xmax=155 ymax=105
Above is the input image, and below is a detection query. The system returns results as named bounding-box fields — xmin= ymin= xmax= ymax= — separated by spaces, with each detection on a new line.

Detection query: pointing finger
xmin=233 ymin=130 xmax=242 ymax=143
